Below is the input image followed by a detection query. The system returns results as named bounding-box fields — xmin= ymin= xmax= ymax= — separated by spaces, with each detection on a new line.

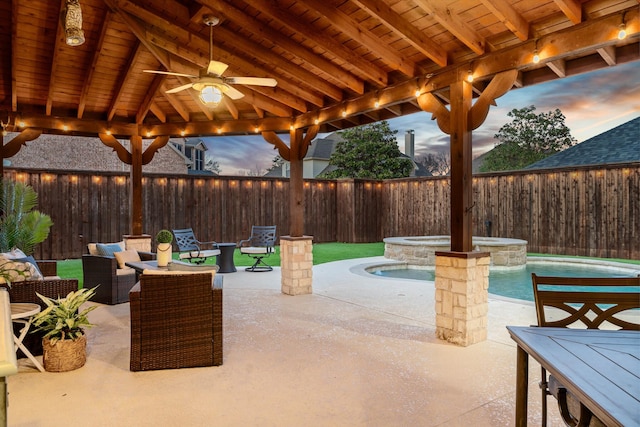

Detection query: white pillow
xmin=0 ymin=255 xmax=41 ymax=284
xmin=113 ymin=249 xmax=141 ymax=269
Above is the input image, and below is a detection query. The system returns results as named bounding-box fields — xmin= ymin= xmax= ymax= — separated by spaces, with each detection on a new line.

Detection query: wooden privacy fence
xmin=5 ymin=162 xmax=638 ymax=260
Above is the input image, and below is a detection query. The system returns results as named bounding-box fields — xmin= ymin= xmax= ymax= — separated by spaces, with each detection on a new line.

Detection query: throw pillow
xmin=113 ymin=249 xmax=141 ymax=269
xmin=88 ymin=241 xmax=125 ymax=256
xmin=0 ymin=255 xmax=41 ymax=284
xmin=13 ymin=255 xmax=44 ymax=279
xmin=0 ymin=248 xmax=28 ymax=260
xmin=96 ymin=243 xmax=124 ymax=257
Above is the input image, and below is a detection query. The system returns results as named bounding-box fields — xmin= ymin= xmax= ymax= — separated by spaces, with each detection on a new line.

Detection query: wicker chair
xmin=2 ymin=260 xmax=79 ymax=357
xmin=82 ymin=251 xmax=155 ymax=305
xmin=129 ymin=272 xmax=223 ymax=371
xmin=531 ymin=273 xmax=640 ymax=427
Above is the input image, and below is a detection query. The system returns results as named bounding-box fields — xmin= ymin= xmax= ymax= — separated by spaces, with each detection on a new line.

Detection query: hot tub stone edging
xmin=383 ymin=235 xmax=527 ymax=267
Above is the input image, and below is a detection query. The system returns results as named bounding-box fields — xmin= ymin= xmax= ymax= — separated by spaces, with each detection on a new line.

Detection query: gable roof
xmin=305 ymin=133 xmax=342 ymax=160
xmin=525 ymin=117 xmax=640 ymax=170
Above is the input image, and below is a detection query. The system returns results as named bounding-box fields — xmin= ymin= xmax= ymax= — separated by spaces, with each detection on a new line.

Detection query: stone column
xmin=123 ymin=234 xmax=152 ymax=252
xmin=434 ymin=251 xmax=490 ymax=346
xmin=280 ymin=236 xmax=313 ymax=295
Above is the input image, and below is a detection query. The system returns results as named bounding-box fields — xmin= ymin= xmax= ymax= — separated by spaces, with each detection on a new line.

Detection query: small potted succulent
xmin=155 ymin=229 xmax=173 ymax=267
xmin=31 ymin=287 xmax=98 ymax=372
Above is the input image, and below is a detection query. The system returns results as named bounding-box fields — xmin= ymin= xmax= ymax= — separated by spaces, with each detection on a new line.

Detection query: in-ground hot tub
xmin=383 ymin=235 xmax=527 ymax=268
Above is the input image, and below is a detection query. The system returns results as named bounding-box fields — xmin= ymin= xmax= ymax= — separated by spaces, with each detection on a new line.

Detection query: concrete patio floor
xmin=7 ymin=256 xmax=565 ymax=426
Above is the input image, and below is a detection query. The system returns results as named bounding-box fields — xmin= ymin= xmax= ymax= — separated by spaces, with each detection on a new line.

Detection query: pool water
xmin=371 ymin=262 xmax=639 ymax=301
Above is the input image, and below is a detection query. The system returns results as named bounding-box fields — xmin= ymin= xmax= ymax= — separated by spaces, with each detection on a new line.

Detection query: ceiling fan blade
xmin=165 ymin=83 xmax=194 ymax=94
xmin=143 ymin=70 xmax=197 ymax=78
xmin=225 ymin=77 xmax=277 ymax=87
xmin=207 ymin=60 xmax=229 ymax=76
xmin=222 ymin=86 xmax=245 ymax=100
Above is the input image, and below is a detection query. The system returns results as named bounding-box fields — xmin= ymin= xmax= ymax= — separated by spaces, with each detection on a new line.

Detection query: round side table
xmin=216 ymin=243 xmax=237 ymax=273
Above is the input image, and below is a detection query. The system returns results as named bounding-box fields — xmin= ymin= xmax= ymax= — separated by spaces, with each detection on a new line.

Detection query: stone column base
xmin=123 ymin=234 xmax=152 ymax=252
xmin=434 ymin=251 xmax=490 ymax=346
xmin=280 ymin=236 xmax=313 ymax=295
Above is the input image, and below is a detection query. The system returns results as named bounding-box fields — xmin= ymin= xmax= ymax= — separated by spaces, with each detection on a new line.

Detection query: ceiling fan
xmin=143 ymin=15 xmax=277 ymax=107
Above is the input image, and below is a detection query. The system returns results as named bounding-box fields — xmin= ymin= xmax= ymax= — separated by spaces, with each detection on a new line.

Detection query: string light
xmin=532 ymin=39 xmax=540 ymax=64
xmin=62 ymin=124 xmax=69 ymax=132
xmin=342 ymin=109 xmax=347 ymax=117
xmin=374 ymin=99 xmax=380 ymax=108
xmin=180 ymin=130 xmax=186 ymax=137
xmin=617 ymin=22 xmax=627 ymax=40
xmin=466 ymin=70 xmax=474 ymax=83
xmin=414 ymin=89 xmax=421 ymax=97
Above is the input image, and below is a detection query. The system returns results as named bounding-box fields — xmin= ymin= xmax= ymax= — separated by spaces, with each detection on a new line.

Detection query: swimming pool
xmin=367 ymin=258 xmax=640 ymax=301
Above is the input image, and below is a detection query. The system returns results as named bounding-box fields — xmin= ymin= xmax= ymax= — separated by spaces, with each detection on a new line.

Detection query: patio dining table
xmin=507 ymin=326 xmax=640 ymax=427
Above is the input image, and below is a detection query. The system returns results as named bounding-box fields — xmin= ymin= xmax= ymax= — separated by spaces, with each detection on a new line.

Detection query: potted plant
xmin=155 ymin=229 xmax=173 ymax=267
xmin=31 ymin=287 xmax=98 ymax=372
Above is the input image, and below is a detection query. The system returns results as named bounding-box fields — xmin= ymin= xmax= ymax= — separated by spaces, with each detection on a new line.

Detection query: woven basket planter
xmin=42 ymin=335 xmax=87 ymax=372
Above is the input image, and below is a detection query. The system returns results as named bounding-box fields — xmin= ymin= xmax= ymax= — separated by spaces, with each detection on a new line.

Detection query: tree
xmin=480 ymin=105 xmax=577 ymax=172
xmin=415 ymin=152 xmax=450 ymax=176
xmin=320 ymin=121 xmax=413 ymax=179
xmin=204 ymin=157 xmax=221 ymax=174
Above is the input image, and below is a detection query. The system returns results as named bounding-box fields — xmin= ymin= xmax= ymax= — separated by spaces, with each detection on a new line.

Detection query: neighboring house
xmin=524 ymin=117 xmax=640 ymax=169
xmin=266 ymin=130 xmax=425 ymax=178
xmin=4 ymin=133 xmax=190 ymax=174
xmin=174 ymin=138 xmax=215 ymax=175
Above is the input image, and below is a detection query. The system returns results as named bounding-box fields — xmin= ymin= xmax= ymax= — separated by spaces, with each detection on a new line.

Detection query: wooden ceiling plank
xmin=480 ymin=0 xmax=529 ymax=41
xmin=554 ymin=0 xmax=582 ymax=24
xmin=200 ymin=0 xmax=365 ymax=94
xmin=597 ymin=46 xmax=616 ymax=66
xmin=413 ymin=0 xmax=486 ymax=55
xmin=136 ymin=74 xmax=166 ymax=124
xmin=149 ymin=102 xmax=166 ymax=123
xmin=351 ymin=0 xmax=447 ymax=66
xmin=78 ymin=11 xmax=113 ymax=119
xmin=160 ymin=83 xmax=190 ymax=122
xmin=108 ymin=42 xmax=144 ymax=121
xmin=222 ymin=97 xmax=239 ymax=120
xmin=305 ymin=0 xmax=417 ymax=77
xmin=46 ymin=0 xmax=68 ymax=116
xmin=247 ymin=0 xmax=388 ymax=86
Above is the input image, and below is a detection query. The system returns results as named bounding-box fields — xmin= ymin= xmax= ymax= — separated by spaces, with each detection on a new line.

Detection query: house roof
xmin=1 ymin=1 xmax=637 ymax=140
xmin=525 ymin=117 xmax=640 ymax=169
xmin=305 ymin=133 xmax=342 ymax=160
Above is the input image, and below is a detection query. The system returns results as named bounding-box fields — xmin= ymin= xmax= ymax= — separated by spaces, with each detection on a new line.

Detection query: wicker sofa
xmin=3 ymin=260 xmax=79 ymax=356
xmin=82 ymin=243 xmax=155 ymax=305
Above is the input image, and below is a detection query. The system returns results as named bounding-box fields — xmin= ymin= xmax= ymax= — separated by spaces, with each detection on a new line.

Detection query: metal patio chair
xmin=237 ymin=226 xmax=277 ymax=272
xmin=172 ymin=228 xmax=220 ymax=264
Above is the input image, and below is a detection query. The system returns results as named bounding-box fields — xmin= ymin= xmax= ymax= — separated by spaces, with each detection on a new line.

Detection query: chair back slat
xmin=172 ymin=228 xmax=200 ymax=251
xmin=532 ymin=274 xmax=640 ymax=330
xmin=248 ymin=226 xmax=277 ymax=247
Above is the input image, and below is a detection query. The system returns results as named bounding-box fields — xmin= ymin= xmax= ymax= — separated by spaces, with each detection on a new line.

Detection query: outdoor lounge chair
xmin=129 ymin=272 xmax=223 ymax=371
xmin=172 ymin=228 xmax=220 ymax=264
xmin=237 ymin=226 xmax=277 ymax=272
xmin=531 ymin=274 xmax=640 ymax=427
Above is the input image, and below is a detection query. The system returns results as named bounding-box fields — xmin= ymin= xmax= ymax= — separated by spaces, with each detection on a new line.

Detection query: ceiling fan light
xmin=64 ymin=0 xmax=85 ymax=46
xmin=199 ymin=85 xmax=223 ymax=107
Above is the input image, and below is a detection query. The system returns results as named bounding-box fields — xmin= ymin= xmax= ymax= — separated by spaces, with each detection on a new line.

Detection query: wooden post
xmin=449 ymin=80 xmax=473 ymax=252
xmin=289 ymin=128 xmax=304 ymax=237
xmin=130 ymin=135 xmax=143 ymax=236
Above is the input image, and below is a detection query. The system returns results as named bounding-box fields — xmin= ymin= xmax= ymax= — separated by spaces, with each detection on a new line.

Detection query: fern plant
xmin=31 ymin=287 xmax=98 ymax=344
xmin=0 ymin=180 xmax=53 ymax=255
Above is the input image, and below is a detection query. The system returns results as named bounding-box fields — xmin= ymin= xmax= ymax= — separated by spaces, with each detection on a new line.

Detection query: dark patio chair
xmin=172 ymin=228 xmax=220 ymax=264
xmin=237 ymin=226 xmax=277 ymax=272
xmin=129 ymin=272 xmax=223 ymax=371
xmin=531 ymin=273 xmax=640 ymax=427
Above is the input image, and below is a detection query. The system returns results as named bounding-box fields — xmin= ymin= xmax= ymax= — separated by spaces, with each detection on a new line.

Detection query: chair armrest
xmin=82 ymin=255 xmax=118 ymax=288
xmin=3 ymin=278 xmax=79 ymax=309
xmin=137 ymin=251 xmax=156 ymax=261
xmin=196 ymin=240 xmax=218 ymax=249
xmin=36 ymin=260 xmax=57 ymax=277
xmin=237 ymin=238 xmax=250 ymax=247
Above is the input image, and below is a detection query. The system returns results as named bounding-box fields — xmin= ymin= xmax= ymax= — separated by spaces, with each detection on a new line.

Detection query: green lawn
xmin=57 ymin=243 xmax=639 ymax=288
xmin=56 ymin=242 xmax=386 ymax=287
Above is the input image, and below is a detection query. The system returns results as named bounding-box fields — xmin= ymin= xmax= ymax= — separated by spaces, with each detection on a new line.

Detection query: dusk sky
xmin=204 ymin=61 xmax=640 ymax=176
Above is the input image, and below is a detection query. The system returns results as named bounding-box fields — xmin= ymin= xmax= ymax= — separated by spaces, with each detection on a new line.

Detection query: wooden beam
xmin=350 ymin=0 xmax=447 ymax=66
xmin=554 ymin=0 xmax=582 ymax=24
xmin=99 ymin=133 xmax=133 ymax=164
xmin=160 ymin=83 xmax=190 ymax=122
xmin=136 ymin=74 xmax=165 ymax=124
xmin=10 ymin=0 xmax=18 ymax=111
xmin=413 ymin=0 xmax=486 ymax=55
xmin=129 ymin=135 xmax=143 ymax=235
xmin=149 ymin=103 xmax=166 ymax=123
xmin=222 ymin=97 xmax=239 ymax=120
xmin=597 ymin=46 xmax=616 ymax=66
xmin=546 ymin=59 xmax=567 ymax=77
xmin=141 ymin=135 xmax=170 ymax=165
xmin=78 ymin=11 xmax=112 ymax=119
xmin=1 ymin=128 xmax=42 ymax=158
xmin=46 ymin=0 xmax=68 ymax=116
xmin=247 ymin=0 xmax=388 ymax=87
xmin=200 ymin=0 xmax=365 ymax=94
xmin=305 ymin=0 xmax=416 ymax=77
xmin=107 ymin=42 xmax=144 ymax=121
xmin=449 ymin=80 xmax=473 ymax=252
xmin=480 ymin=0 xmax=529 ymax=41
